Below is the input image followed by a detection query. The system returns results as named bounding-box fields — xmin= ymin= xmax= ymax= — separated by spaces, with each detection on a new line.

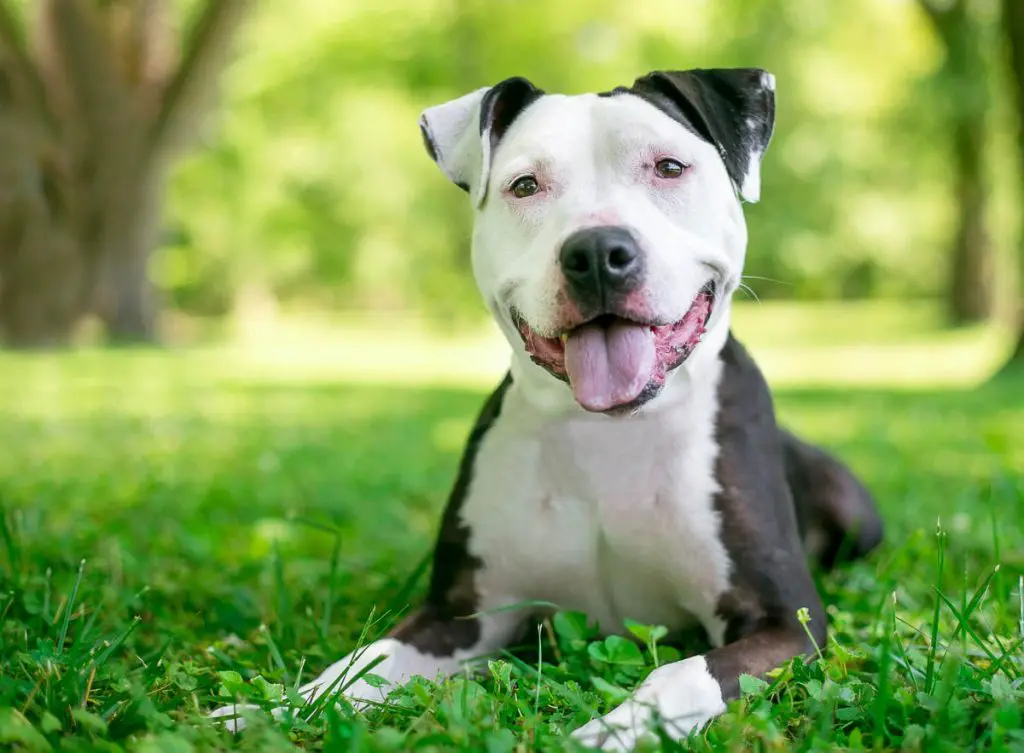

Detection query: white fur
xmin=434 ymin=89 xmax=749 ymax=746
xmin=210 ymin=85 xmax=759 ymax=745
xmin=473 ymin=93 xmax=748 ymax=351
xmin=208 ymin=330 xmax=735 ymax=737
xmin=572 ymin=655 xmax=727 ymax=750
xmin=464 ymin=347 xmax=731 ymax=637
xmin=419 ymin=87 xmax=491 ymax=205
xmin=741 ymin=151 xmax=762 ymax=203
xmin=208 ymin=702 xmax=286 ymax=733
xmin=296 ymin=637 xmax=466 ymax=706
xmin=420 ymin=87 xmax=749 ymax=351
xmin=451 ymin=337 xmax=733 ymax=749
xmin=208 ymin=608 xmax=525 ymax=731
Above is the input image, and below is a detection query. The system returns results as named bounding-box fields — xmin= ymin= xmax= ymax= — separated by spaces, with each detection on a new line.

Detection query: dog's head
xmin=420 ymin=68 xmax=775 ymax=415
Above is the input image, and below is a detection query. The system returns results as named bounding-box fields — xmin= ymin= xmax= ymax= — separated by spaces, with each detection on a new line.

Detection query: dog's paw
xmin=571 ymin=656 xmax=728 ymax=751
xmin=571 ymin=700 xmax=654 ymax=751
xmin=207 ymin=639 xmax=404 ymax=733
xmin=207 ymin=702 xmax=291 ymax=733
xmin=206 ymin=679 xmax=385 ymax=733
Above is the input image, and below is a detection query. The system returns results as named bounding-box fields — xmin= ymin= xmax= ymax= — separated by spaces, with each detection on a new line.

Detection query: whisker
xmin=736 ymin=282 xmax=762 ymax=304
xmin=741 ymin=275 xmax=793 ymax=287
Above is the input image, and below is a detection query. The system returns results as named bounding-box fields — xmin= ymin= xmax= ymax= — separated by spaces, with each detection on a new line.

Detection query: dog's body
xmin=211 ymin=68 xmax=883 ymax=750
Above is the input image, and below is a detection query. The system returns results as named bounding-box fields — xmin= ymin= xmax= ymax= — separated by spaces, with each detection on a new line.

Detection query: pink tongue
xmin=564 ymin=321 xmax=656 ymax=412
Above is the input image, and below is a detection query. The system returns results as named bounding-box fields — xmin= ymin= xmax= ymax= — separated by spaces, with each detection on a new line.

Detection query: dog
xmin=210 ymin=67 xmax=883 ymax=750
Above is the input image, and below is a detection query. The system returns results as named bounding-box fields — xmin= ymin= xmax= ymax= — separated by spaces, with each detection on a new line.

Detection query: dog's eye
xmin=654 ymin=158 xmax=687 ymax=179
xmin=510 ymin=175 xmax=540 ymax=198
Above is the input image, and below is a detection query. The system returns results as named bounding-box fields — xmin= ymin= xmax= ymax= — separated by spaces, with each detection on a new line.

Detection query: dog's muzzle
xmin=506 ymin=225 xmax=711 ymax=414
xmin=512 ymin=277 xmax=717 ymax=415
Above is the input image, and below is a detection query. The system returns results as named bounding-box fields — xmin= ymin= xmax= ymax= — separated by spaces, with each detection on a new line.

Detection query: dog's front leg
xmin=209 ymin=604 xmax=523 ymax=731
xmin=210 ymin=375 xmax=521 ymax=731
xmin=571 ymin=626 xmax=817 ymax=751
xmin=294 ymin=604 xmax=523 ymax=708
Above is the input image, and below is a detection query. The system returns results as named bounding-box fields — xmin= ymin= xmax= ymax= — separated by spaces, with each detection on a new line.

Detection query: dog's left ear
xmin=419 ymin=77 xmax=544 ymax=207
xmin=631 ymin=68 xmax=776 ymax=203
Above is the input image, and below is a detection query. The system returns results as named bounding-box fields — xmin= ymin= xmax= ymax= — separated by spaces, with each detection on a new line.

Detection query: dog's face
xmin=420 ymin=69 xmax=776 ymax=415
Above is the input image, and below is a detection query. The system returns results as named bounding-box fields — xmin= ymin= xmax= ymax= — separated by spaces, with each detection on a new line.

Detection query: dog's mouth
xmin=512 ymin=281 xmax=716 ymax=414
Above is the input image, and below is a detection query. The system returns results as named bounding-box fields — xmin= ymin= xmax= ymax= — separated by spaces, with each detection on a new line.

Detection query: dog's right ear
xmin=419 ymin=77 xmax=543 ymax=208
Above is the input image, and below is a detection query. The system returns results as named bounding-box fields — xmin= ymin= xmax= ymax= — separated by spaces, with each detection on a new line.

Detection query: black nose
xmin=559 ymin=226 xmax=644 ymax=306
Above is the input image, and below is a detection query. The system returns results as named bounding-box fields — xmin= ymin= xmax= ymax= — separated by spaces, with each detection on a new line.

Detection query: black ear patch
xmin=480 ymin=77 xmax=545 ymax=159
xmin=627 ymin=68 xmax=776 ymax=202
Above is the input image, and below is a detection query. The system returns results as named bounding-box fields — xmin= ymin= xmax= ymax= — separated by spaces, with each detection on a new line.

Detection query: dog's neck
xmin=505 ymin=306 xmax=732 ymax=424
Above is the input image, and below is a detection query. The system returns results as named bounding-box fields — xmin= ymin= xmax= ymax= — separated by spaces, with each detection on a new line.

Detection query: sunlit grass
xmin=0 ymin=300 xmax=1021 ymax=751
xmin=169 ymin=299 xmax=1016 ymax=391
xmin=0 ymin=302 xmax=1011 ymax=424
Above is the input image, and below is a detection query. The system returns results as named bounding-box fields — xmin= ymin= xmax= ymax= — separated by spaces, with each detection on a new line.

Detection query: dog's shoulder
xmin=710 ymin=332 xmax=815 ymax=639
xmin=712 ymin=331 xmax=789 ymax=489
xmin=713 ymin=332 xmax=781 ymax=435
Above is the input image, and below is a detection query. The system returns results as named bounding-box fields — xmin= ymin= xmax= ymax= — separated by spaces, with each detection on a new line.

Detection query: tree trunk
xmin=920 ymin=0 xmax=996 ymax=325
xmin=93 ymin=157 xmax=168 ymax=344
xmin=0 ymin=0 xmax=249 ymax=349
xmin=0 ymin=73 xmax=88 ymax=346
xmin=0 ymin=207 xmax=87 ymax=347
xmin=999 ymin=0 xmax=1024 ymax=372
xmin=96 ymin=198 xmax=161 ymax=343
xmin=948 ymin=116 xmax=994 ymax=323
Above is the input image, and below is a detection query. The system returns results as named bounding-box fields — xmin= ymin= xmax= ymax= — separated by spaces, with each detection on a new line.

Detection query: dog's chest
xmin=463 ymin=381 xmax=732 ymax=639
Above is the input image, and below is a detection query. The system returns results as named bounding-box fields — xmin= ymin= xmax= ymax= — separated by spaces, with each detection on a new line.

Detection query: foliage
xmin=0 ymin=303 xmax=1021 ymax=750
xmin=157 ymin=0 xmax=1020 ymax=323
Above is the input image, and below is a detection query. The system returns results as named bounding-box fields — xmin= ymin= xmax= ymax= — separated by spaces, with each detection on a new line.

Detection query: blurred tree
xmin=919 ymin=0 xmax=996 ymax=325
xmin=1000 ymin=0 xmax=1024 ymax=369
xmin=151 ymin=0 xmax=969 ymax=326
xmin=0 ymin=0 xmax=248 ymax=347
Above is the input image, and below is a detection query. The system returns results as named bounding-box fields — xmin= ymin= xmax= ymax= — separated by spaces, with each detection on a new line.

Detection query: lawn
xmin=0 ymin=302 xmax=1021 ymax=752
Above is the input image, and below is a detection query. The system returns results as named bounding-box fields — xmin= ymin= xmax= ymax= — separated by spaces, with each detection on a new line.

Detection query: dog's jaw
xmin=510 ymin=280 xmax=718 ymax=415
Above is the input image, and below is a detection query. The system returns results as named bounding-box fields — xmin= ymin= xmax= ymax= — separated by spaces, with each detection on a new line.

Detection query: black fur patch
xmin=710 ymin=335 xmax=826 ymax=646
xmin=479 ymin=77 xmax=545 ymax=159
xmin=393 ymin=373 xmax=513 ymax=655
xmin=608 ymin=68 xmax=775 ymax=199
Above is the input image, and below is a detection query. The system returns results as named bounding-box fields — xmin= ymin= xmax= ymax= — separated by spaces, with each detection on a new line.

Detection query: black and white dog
xmin=212 ymin=68 xmax=883 ymax=750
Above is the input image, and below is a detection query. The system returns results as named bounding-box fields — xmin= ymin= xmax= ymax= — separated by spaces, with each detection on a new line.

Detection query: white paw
xmin=207 ymin=637 xmax=466 ymax=732
xmin=207 ymin=702 xmax=292 ymax=732
xmin=207 ymin=639 xmax=401 ymax=732
xmin=571 ymin=700 xmax=655 ymax=751
xmin=571 ymin=656 xmax=727 ymax=751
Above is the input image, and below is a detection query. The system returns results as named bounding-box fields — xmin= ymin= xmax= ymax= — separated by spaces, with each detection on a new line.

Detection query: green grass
xmin=0 ymin=302 xmax=1022 ymax=752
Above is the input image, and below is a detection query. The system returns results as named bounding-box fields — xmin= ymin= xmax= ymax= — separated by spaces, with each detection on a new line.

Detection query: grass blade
xmin=924 ymin=521 xmax=946 ymax=693
xmin=0 ymin=508 xmax=20 ymax=583
xmin=322 ymin=532 xmax=343 ymax=642
xmin=872 ymin=591 xmax=896 ymax=751
xmin=57 ymin=559 xmax=86 ymax=657
xmin=92 ymin=616 xmax=142 ymax=668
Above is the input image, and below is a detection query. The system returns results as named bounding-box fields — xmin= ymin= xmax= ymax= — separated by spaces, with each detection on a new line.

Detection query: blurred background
xmin=0 ymin=0 xmax=1022 ymax=385
xmin=0 ymin=4 xmax=1022 ymax=746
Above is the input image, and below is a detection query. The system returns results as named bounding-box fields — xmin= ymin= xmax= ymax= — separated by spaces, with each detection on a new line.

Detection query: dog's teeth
xmin=560 ymin=333 xmax=568 ymax=343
